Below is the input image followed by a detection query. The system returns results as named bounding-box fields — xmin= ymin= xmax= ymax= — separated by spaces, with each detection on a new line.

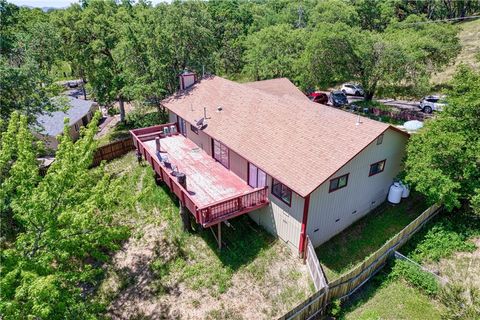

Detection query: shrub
xmin=390 ymin=259 xmax=439 ymax=296
xmin=125 ymin=110 xmax=167 ymax=129
xmin=403 ymin=212 xmax=479 ymax=263
xmin=326 ymin=299 xmax=342 ymax=317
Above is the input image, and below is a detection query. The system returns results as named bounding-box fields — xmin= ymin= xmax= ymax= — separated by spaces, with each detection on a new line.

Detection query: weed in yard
xmin=401 ymin=209 xmax=480 ymax=263
xmin=389 ymin=259 xmax=439 ymax=296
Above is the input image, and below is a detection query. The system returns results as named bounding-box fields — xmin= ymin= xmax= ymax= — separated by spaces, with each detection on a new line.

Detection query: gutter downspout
xmin=299 ymin=194 xmax=311 ymax=259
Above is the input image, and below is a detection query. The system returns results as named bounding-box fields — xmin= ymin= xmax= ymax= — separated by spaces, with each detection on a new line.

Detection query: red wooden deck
xmin=130 ymin=123 xmax=268 ymax=227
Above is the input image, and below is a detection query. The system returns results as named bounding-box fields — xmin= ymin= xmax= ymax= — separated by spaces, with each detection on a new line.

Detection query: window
xmin=376 ymin=134 xmax=384 ymax=145
xmin=369 ymin=160 xmax=386 ymax=176
xmin=74 ymin=123 xmax=79 ymax=131
xmin=177 ymin=116 xmax=187 ymax=136
xmin=213 ymin=140 xmax=229 ymax=169
xmin=272 ymin=178 xmax=292 ymax=206
xmin=329 ymin=173 xmax=349 ymax=192
xmin=190 ymin=124 xmax=199 ymax=134
xmin=248 ymin=163 xmax=266 ymax=188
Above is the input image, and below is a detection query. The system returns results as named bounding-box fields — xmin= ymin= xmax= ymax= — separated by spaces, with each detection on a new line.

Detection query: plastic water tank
xmin=388 ymin=182 xmax=403 ymax=204
xmin=400 ymin=182 xmax=410 ymax=198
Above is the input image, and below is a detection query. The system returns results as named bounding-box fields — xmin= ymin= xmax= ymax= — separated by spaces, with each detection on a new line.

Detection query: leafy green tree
xmin=405 ymin=65 xmax=480 ymax=213
xmin=0 ymin=4 xmax=61 ymax=125
xmin=0 ymin=112 xmax=129 ymax=319
xmin=243 ymin=24 xmax=306 ymax=81
xmin=309 ymin=0 xmax=359 ymax=27
xmin=300 ymin=17 xmax=459 ymax=99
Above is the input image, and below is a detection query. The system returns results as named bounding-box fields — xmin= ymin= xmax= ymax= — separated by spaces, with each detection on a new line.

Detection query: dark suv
xmin=329 ymin=91 xmax=348 ymax=107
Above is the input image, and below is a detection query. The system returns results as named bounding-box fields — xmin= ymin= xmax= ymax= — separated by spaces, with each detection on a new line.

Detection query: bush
xmin=402 ymin=212 xmax=479 ymax=263
xmin=107 ymin=107 xmax=119 ymax=116
xmin=390 ymin=259 xmax=439 ymax=296
xmin=326 ymin=299 xmax=342 ymax=317
xmin=125 ymin=110 xmax=167 ymax=129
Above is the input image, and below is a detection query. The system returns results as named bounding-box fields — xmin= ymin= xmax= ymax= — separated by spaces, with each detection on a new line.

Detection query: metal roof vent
xmin=217 ymin=106 xmax=223 ymax=112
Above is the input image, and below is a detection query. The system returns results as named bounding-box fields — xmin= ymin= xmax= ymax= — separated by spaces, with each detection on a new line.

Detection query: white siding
xmin=307 ymin=129 xmax=408 ymax=247
xmin=249 ymin=176 xmax=304 ymax=252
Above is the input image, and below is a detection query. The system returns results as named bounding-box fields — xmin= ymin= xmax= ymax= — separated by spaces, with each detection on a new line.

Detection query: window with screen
xmin=369 ymin=160 xmax=386 ymax=176
xmin=329 ymin=173 xmax=349 ymax=192
xmin=272 ymin=178 xmax=292 ymax=206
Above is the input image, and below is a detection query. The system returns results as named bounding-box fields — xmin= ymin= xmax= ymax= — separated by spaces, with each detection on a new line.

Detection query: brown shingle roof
xmin=243 ymin=78 xmax=310 ymax=102
xmin=163 ymin=76 xmax=394 ymax=197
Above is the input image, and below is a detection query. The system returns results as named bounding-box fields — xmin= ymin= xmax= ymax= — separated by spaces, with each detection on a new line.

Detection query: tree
xmin=0 ymin=4 xmax=61 ymax=125
xmin=243 ymin=24 xmax=306 ymax=81
xmin=309 ymin=0 xmax=359 ymax=27
xmin=404 ymin=65 xmax=480 ymax=214
xmin=300 ymin=17 xmax=460 ymax=99
xmin=0 ymin=112 xmax=129 ymax=319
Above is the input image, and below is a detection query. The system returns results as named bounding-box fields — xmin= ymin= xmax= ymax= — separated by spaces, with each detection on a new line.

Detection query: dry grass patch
xmin=97 ymin=153 xmax=312 ymax=319
xmin=432 ymin=19 xmax=480 ymax=84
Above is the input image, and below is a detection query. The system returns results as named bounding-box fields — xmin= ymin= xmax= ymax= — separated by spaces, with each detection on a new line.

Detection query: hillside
xmin=433 ymin=18 xmax=480 ymax=84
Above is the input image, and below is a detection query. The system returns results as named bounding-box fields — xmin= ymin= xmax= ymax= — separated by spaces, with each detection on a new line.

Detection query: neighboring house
xmin=131 ymin=73 xmax=409 ymax=256
xmin=35 ymin=96 xmax=98 ymax=150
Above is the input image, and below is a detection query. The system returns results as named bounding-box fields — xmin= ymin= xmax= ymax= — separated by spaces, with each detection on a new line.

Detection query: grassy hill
xmin=433 ymin=18 xmax=480 ymax=84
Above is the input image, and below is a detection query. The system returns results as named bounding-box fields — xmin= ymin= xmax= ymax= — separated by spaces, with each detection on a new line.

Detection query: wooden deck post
xmin=217 ymin=222 xmax=222 ymax=251
xmin=177 ymin=173 xmax=192 ymax=232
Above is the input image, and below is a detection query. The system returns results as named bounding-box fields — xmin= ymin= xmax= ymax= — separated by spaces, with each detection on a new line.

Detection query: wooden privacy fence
xmin=280 ymin=204 xmax=442 ymax=320
xmin=92 ymin=137 xmax=135 ymax=167
xmin=305 ymin=236 xmax=328 ymax=291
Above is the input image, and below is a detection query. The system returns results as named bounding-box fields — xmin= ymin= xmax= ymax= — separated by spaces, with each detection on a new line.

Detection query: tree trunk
xmin=365 ymin=91 xmax=375 ymax=101
xmin=118 ymin=96 xmax=126 ymax=122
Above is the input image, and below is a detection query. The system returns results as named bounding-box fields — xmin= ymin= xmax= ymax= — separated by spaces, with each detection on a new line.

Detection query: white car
xmin=341 ymin=83 xmax=364 ymax=96
xmin=419 ymin=95 xmax=447 ymax=113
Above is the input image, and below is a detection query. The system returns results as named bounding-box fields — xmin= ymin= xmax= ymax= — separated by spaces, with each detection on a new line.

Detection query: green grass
xmin=104 ymin=152 xmax=295 ymax=297
xmin=316 ymin=193 xmax=429 ymax=280
xmin=339 ymin=269 xmax=444 ymax=320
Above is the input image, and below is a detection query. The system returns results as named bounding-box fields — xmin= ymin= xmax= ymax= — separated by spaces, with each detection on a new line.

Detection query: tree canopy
xmin=405 ymin=65 xmax=480 ymax=214
xmin=0 ymin=112 xmax=129 ymax=319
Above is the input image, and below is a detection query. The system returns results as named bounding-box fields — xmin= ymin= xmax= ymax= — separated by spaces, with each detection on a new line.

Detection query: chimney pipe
xmin=155 ymin=137 xmax=161 ymax=152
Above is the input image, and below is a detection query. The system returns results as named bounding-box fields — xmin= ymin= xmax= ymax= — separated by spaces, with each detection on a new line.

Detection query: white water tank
xmin=388 ymin=182 xmax=403 ymax=204
xmin=401 ymin=182 xmax=410 ymax=198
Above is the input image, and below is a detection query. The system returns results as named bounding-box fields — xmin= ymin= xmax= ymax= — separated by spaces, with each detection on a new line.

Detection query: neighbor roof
xmin=243 ymin=78 xmax=311 ymax=102
xmin=163 ymin=76 xmax=402 ymax=197
xmin=36 ymin=96 xmax=96 ymax=137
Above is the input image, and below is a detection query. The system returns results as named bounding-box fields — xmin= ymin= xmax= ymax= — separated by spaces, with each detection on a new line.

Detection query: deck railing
xmin=198 ymin=187 xmax=268 ymax=227
xmin=130 ymin=125 xmax=269 ymax=227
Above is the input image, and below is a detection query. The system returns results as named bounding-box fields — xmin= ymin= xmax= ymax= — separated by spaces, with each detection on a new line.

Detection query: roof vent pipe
xmin=356 ymin=114 xmax=361 ymax=126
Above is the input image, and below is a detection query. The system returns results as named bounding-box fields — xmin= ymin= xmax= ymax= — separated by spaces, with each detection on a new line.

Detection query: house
xmin=130 ymin=73 xmax=409 ymax=256
xmin=35 ymin=96 xmax=99 ymax=150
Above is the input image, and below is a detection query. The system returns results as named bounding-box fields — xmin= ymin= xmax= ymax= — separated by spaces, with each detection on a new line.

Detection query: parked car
xmin=329 ymin=91 xmax=348 ymax=107
xmin=341 ymin=83 xmax=364 ymax=96
xmin=419 ymin=95 xmax=447 ymax=113
xmin=308 ymin=91 xmax=329 ymax=104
